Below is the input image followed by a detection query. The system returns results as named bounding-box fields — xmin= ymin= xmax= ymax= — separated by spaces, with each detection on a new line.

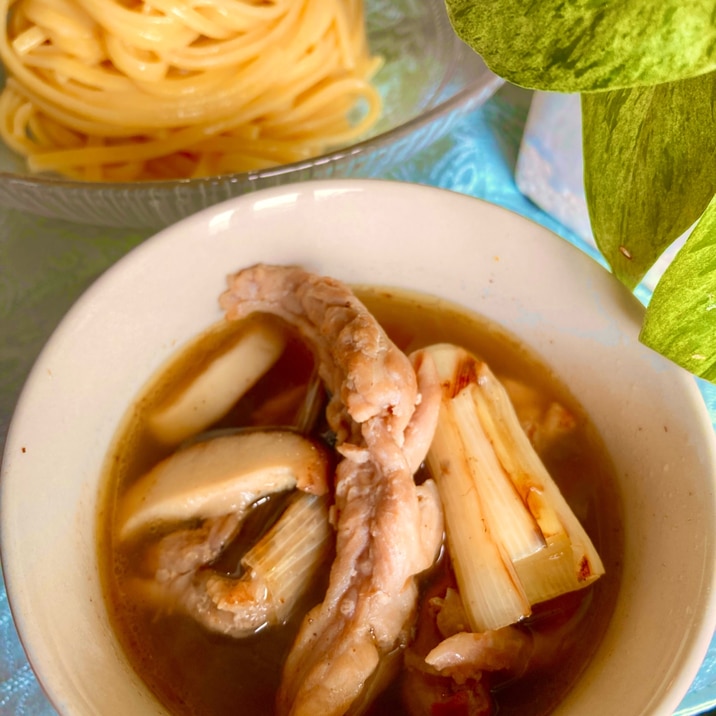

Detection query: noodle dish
xmin=0 ymin=0 xmax=502 ymax=226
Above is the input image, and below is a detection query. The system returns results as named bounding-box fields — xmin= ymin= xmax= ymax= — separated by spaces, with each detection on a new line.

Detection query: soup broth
xmin=99 ymin=286 xmax=623 ymax=716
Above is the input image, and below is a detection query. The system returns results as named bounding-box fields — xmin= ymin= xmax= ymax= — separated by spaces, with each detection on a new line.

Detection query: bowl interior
xmin=0 ymin=0 xmax=502 ymax=228
xmin=2 ymin=179 xmax=715 ymax=716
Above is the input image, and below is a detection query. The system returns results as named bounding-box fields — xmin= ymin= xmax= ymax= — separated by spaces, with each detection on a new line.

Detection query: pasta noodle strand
xmin=0 ymin=0 xmax=382 ymax=180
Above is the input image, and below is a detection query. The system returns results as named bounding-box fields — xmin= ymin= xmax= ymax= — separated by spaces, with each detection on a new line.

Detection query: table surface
xmin=1 ymin=84 xmax=714 ymax=716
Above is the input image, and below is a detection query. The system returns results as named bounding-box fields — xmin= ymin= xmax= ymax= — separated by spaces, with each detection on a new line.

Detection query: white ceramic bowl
xmin=2 ymin=179 xmax=715 ymax=716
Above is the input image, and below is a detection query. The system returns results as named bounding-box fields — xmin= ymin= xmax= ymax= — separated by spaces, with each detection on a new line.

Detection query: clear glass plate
xmin=0 ymin=0 xmax=503 ymax=228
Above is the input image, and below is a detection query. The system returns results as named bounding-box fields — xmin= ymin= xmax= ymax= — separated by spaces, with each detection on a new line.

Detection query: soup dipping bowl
xmin=1 ymin=179 xmax=715 ymax=716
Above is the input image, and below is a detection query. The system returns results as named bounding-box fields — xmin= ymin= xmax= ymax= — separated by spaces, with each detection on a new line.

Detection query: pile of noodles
xmin=0 ymin=0 xmax=382 ymax=181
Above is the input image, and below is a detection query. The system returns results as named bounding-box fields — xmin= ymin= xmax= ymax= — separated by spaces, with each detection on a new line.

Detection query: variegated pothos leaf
xmin=445 ymin=0 xmax=716 ymax=92
xmin=582 ymin=71 xmax=716 ymax=289
xmin=640 ymin=195 xmax=716 ymax=381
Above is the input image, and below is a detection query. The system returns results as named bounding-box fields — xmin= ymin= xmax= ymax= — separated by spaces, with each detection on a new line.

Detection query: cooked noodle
xmin=0 ymin=0 xmax=382 ymax=180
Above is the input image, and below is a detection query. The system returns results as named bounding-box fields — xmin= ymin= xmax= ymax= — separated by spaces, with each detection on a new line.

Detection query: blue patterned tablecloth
xmin=0 ymin=84 xmax=714 ymax=715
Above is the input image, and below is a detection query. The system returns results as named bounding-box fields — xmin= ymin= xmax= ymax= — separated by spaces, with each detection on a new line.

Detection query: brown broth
xmin=98 ymin=286 xmax=623 ymax=716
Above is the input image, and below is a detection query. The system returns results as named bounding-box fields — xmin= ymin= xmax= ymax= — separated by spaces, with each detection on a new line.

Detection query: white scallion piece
xmin=149 ymin=321 xmax=286 ymax=445
xmin=469 ymin=360 xmax=605 ymax=603
xmin=427 ymin=392 xmax=532 ymax=632
xmin=236 ymin=492 xmax=333 ymax=625
xmin=423 ymin=343 xmax=605 ymax=633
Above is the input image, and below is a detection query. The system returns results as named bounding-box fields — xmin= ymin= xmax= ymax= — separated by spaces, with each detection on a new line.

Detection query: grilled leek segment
xmin=206 ymin=492 xmax=333 ymax=632
xmin=423 ymin=343 xmax=604 ymax=633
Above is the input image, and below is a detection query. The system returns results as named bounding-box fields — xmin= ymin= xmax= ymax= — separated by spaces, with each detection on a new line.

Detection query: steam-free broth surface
xmin=99 ymin=286 xmax=623 ymax=716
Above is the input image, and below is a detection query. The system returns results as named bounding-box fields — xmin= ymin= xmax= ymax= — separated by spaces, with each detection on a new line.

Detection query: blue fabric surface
xmin=1 ymin=85 xmax=714 ymax=715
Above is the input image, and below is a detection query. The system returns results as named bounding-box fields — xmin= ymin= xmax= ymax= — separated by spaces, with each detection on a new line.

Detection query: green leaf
xmin=639 ymin=195 xmax=716 ymax=382
xmin=445 ymin=0 xmax=716 ymax=92
xmin=582 ymin=72 xmax=716 ymax=289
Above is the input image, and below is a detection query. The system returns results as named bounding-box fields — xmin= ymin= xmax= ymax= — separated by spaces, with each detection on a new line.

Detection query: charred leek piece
xmin=207 ymin=492 xmax=333 ymax=630
xmin=424 ymin=343 xmax=604 ymax=633
xmin=426 ymin=378 xmax=532 ymax=632
xmin=469 ymin=360 xmax=604 ymax=603
xmin=149 ymin=321 xmax=286 ymax=445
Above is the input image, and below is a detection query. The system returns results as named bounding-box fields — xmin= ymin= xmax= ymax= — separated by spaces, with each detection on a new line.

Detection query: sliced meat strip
xmin=220 ymin=264 xmax=444 ymax=716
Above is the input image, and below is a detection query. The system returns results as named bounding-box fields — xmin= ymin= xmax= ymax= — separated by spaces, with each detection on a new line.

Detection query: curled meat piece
xmin=400 ymin=569 xmax=497 ymax=716
xmin=125 ymin=429 xmax=333 ymax=638
xmin=144 ymin=492 xmax=333 ymax=638
xmin=417 ymin=583 xmax=593 ymax=707
xmin=153 ymin=512 xmax=242 ymax=582
xmin=425 ymin=628 xmax=533 ymax=685
xmin=220 ymin=264 xmax=444 ymax=716
xmin=425 ymin=588 xmax=532 ymax=682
